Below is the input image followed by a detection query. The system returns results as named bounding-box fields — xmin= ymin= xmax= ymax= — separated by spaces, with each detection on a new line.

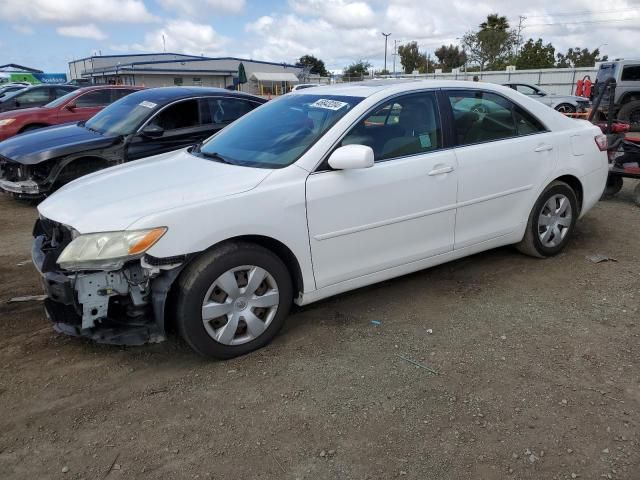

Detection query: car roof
xmin=291 ymin=79 xmax=518 ymax=98
xmin=71 ymin=85 xmax=145 ymax=94
xmin=120 ymin=86 xmax=264 ymax=105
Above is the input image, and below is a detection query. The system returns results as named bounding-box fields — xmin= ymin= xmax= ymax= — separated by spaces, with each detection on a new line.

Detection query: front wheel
xmin=516 ymin=181 xmax=578 ymax=258
xmin=175 ymin=242 xmax=293 ymax=359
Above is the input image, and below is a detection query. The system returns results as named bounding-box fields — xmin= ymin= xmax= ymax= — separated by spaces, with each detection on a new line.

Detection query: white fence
xmin=371 ymin=67 xmax=598 ymax=96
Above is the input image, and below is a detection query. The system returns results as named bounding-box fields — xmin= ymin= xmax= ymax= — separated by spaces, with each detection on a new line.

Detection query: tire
xmin=633 ymin=182 xmax=640 ymax=207
xmin=555 ymin=103 xmax=576 ymax=114
xmin=516 ymin=181 xmax=578 ymax=258
xmin=175 ymin=242 xmax=293 ymax=359
xmin=602 ymin=175 xmax=623 ymax=198
xmin=617 ymin=100 xmax=640 ymax=127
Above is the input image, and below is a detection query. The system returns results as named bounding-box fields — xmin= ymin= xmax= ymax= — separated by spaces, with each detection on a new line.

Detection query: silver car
xmin=504 ymin=82 xmax=590 ymax=114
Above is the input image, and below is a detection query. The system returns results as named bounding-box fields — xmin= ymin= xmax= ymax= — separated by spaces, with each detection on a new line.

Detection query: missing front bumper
xmin=32 ymin=230 xmax=183 ymax=346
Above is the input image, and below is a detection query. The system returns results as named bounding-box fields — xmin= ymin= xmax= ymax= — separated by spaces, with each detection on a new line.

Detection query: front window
xmin=515 ymin=84 xmax=539 ymax=96
xmin=84 ymin=94 xmax=156 ymax=136
xmin=45 ymin=90 xmax=78 ymax=108
xmin=197 ymin=94 xmax=363 ymax=168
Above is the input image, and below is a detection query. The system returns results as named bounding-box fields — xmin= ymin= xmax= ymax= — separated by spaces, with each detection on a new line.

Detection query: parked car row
xmin=0 ymin=87 xmax=265 ymax=197
xmin=13 ymin=80 xmax=606 ymax=359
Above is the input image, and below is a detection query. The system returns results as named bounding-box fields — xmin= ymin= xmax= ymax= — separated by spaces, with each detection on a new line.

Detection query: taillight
xmin=595 ymin=134 xmax=608 ymax=151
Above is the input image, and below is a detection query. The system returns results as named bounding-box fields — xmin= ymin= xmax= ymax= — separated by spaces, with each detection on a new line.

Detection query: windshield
xmin=84 ymin=93 xmax=155 ymax=136
xmin=597 ymin=63 xmax=617 ymax=83
xmin=198 ymin=94 xmax=363 ymax=168
xmin=0 ymin=88 xmax=26 ymax=103
xmin=45 ymin=90 xmax=78 ymax=108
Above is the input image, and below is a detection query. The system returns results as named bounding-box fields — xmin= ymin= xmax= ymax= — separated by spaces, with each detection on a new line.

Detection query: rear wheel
xmin=517 ymin=181 xmax=578 ymax=258
xmin=176 ymin=242 xmax=293 ymax=359
xmin=602 ymin=175 xmax=623 ymax=198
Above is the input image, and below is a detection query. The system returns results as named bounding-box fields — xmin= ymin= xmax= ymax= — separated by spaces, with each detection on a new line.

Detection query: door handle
xmin=534 ymin=144 xmax=554 ymax=152
xmin=428 ymin=165 xmax=454 ymax=176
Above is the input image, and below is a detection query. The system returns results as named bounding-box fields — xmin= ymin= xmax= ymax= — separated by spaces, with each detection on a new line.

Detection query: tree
xmin=556 ymin=47 xmax=608 ymax=68
xmin=397 ymin=41 xmax=428 ymax=74
xmin=434 ymin=44 xmax=467 ymax=72
xmin=343 ymin=60 xmax=372 ymax=80
xmin=297 ymin=54 xmax=329 ymax=77
xmin=515 ymin=38 xmax=555 ymax=69
xmin=462 ymin=13 xmax=517 ymax=71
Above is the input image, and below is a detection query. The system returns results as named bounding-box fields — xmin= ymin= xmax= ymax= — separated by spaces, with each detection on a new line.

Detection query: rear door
xmin=446 ymin=89 xmax=556 ymax=249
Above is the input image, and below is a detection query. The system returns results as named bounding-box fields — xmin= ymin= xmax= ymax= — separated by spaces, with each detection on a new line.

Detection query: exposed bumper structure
xmin=0 ymin=178 xmax=40 ymax=195
xmin=32 ymin=218 xmax=184 ymax=346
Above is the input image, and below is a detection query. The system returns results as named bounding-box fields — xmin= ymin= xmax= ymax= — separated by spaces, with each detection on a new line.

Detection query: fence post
xmin=571 ymin=69 xmax=577 ymax=95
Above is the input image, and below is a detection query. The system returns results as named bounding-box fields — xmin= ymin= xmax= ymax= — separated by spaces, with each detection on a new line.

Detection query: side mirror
xmin=537 ymin=91 xmax=546 ymax=97
xmin=65 ymin=102 xmax=76 ymax=111
xmin=328 ymin=144 xmax=374 ymax=170
xmin=141 ymin=124 xmax=164 ymax=138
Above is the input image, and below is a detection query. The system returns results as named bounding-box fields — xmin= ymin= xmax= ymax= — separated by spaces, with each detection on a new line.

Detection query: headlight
xmin=57 ymin=227 xmax=167 ymax=271
xmin=0 ymin=118 xmax=15 ymax=127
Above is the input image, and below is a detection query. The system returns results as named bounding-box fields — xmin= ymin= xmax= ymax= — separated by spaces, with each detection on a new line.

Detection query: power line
xmin=522 ymin=7 xmax=639 ymax=18
xmin=524 ymin=17 xmax=640 ymax=27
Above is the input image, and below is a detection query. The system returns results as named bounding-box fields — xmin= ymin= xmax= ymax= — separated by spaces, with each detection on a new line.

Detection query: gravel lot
xmin=0 ymin=185 xmax=639 ymax=480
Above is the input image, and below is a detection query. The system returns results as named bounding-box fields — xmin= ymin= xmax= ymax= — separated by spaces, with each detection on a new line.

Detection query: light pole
xmin=382 ymin=32 xmax=391 ymax=73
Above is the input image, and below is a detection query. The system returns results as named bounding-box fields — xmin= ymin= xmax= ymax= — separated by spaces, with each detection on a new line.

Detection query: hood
xmin=0 ymin=105 xmax=51 ymax=120
xmin=38 ymin=148 xmax=273 ymax=233
xmin=0 ymin=123 xmax=118 ymax=165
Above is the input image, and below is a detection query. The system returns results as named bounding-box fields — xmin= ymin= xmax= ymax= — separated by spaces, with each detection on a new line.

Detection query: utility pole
xmin=515 ymin=16 xmax=526 ymax=56
xmin=393 ymin=39 xmax=399 ymax=76
xmin=162 ymin=34 xmax=166 ymax=53
xmin=382 ymin=32 xmax=391 ymax=73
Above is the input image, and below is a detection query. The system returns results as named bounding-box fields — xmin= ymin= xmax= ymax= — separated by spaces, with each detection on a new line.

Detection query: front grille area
xmin=33 ymin=218 xmax=74 ymax=273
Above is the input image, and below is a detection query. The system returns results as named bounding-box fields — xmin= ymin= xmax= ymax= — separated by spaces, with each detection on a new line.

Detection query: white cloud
xmin=2 ymin=0 xmax=156 ymax=24
xmin=290 ymin=0 xmax=375 ymax=28
xmin=57 ymin=24 xmax=107 ymax=40
xmin=158 ymin=0 xmax=246 ymax=16
xmin=243 ymin=0 xmax=639 ymax=70
xmin=125 ymin=20 xmax=230 ymax=56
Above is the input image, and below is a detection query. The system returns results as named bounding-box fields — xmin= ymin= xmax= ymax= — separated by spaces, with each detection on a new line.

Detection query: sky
xmin=0 ymin=0 xmax=639 ymax=74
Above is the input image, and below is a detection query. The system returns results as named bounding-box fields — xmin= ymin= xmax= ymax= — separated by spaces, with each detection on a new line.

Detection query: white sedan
xmin=34 ymin=80 xmax=608 ymax=358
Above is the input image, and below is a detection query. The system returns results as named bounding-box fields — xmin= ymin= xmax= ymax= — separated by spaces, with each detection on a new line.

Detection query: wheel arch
xmin=618 ymin=92 xmax=640 ymax=106
xmin=18 ymin=123 xmax=50 ymax=133
xmin=51 ymin=155 xmax=111 ymax=187
xmin=162 ymin=234 xmax=305 ymax=334
xmin=553 ymin=174 xmax=583 ymax=213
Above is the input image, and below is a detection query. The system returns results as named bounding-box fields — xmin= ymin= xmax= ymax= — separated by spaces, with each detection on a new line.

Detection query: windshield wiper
xmin=197 ymin=151 xmax=235 ymax=165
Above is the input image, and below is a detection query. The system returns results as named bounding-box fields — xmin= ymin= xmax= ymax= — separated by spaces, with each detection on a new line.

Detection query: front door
xmin=306 ymin=91 xmax=458 ymax=288
xmin=445 ymin=89 xmax=557 ymax=249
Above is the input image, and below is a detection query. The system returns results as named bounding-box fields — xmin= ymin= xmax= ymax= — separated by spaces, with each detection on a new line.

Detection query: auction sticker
xmin=139 ymin=101 xmax=157 ymax=109
xmin=310 ymin=99 xmax=349 ymax=110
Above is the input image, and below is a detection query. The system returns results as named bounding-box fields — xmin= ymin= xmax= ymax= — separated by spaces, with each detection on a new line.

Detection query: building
xmin=0 ymin=64 xmax=67 ymax=84
xmin=68 ymin=53 xmax=303 ymax=95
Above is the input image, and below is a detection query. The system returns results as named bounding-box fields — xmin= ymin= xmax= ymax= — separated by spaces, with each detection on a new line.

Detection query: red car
xmin=0 ymin=85 xmax=143 ymax=141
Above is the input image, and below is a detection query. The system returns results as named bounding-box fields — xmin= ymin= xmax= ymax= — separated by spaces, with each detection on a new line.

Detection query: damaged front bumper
xmin=32 ymin=218 xmax=185 ymax=346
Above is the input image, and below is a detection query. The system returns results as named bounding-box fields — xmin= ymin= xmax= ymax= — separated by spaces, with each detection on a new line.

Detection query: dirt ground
xmin=0 ymin=185 xmax=639 ymax=480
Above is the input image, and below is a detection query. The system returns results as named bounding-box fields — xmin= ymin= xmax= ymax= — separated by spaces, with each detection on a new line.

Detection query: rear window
xmin=621 ymin=65 xmax=640 ymax=82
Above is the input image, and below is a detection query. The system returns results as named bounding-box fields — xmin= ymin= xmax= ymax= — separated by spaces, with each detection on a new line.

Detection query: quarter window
xmin=340 ymin=92 xmax=442 ymax=161
xmin=76 ymin=90 xmax=112 ymax=107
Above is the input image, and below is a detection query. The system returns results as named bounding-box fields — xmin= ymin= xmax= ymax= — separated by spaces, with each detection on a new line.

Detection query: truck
xmin=592 ymin=59 xmax=640 ymax=128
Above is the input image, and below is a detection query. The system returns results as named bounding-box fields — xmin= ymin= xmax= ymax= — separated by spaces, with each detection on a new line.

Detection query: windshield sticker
xmin=310 ymin=99 xmax=349 ymax=111
xmin=139 ymin=100 xmax=157 ymax=109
